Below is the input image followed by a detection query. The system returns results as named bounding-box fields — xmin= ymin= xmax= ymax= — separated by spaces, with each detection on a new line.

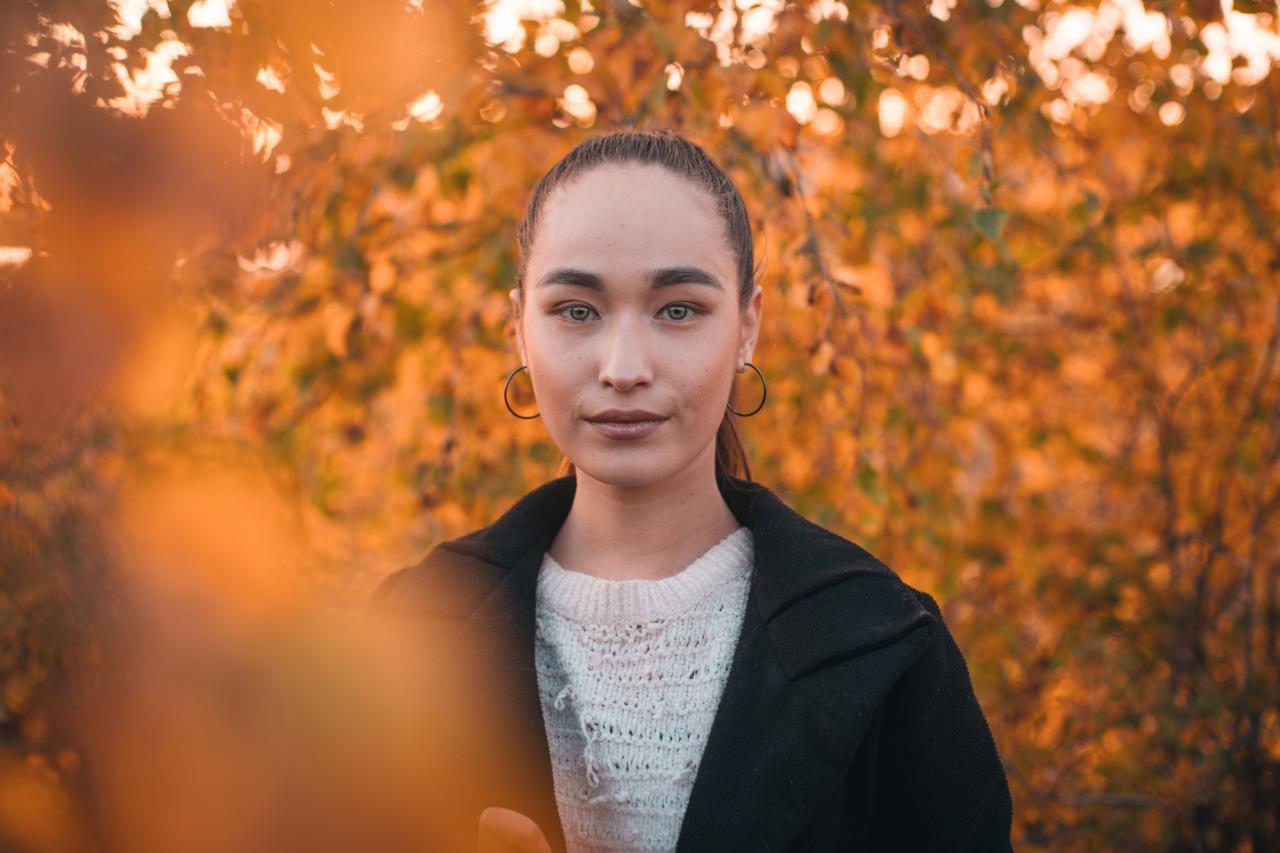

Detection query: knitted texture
xmin=534 ymin=525 xmax=754 ymax=853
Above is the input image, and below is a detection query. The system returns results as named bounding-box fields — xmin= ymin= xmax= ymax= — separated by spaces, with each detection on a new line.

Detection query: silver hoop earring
xmin=726 ymin=361 xmax=766 ymax=417
xmin=503 ymin=365 xmax=540 ymax=419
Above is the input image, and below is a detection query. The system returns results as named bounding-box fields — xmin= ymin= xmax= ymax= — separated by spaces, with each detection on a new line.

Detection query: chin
xmin=572 ymin=454 xmax=681 ymax=489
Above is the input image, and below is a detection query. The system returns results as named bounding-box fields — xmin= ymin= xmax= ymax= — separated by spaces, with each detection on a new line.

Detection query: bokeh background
xmin=1 ymin=0 xmax=1278 ymax=850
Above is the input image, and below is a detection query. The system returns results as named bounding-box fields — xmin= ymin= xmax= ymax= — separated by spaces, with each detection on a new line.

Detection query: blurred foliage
xmin=1 ymin=0 xmax=1279 ymax=850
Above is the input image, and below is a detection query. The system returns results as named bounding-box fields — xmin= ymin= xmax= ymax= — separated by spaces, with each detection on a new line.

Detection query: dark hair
xmin=513 ymin=127 xmax=763 ymax=482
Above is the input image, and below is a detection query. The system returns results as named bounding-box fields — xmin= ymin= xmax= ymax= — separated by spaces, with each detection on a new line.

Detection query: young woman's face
xmin=510 ymin=163 xmax=762 ymax=488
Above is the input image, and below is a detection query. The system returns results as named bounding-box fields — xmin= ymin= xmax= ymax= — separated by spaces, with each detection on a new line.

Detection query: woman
xmin=368 ymin=128 xmax=1013 ymax=853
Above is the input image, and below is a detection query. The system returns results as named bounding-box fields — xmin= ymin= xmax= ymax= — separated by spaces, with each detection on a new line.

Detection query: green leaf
xmin=393 ymin=300 xmax=426 ymax=341
xmin=1161 ymin=305 xmax=1187 ymax=331
xmin=428 ymin=393 xmax=454 ymax=425
xmin=1083 ymin=190 xmax=1100 ymax=216
xmin=972 ymin=207 xmax=1008 ymax=242
xmin=857 ymin=462 xmax=887 ymax=507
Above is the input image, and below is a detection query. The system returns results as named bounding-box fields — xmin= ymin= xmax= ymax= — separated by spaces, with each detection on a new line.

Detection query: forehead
xmin=530 ymin=163 xmax=735 ymax=283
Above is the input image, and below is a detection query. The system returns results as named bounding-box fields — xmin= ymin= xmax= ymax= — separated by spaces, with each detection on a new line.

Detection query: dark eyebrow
xmin=535 ymin=266 xmax=724 ymax=291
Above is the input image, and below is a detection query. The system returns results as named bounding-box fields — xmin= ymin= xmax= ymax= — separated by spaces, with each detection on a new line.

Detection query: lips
xmin=586 ymin=409 xmax=668 ymax=424
xmin=587 ymin=417 xmax=667 ymax=440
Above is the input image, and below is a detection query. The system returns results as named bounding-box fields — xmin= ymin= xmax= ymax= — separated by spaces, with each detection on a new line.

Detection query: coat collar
xmin=438 ymin=472 xmax=938 ymax=853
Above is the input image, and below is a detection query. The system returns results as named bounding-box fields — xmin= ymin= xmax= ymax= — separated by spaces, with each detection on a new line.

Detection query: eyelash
xmin=555 ymin=302 xmax=702 ymax=324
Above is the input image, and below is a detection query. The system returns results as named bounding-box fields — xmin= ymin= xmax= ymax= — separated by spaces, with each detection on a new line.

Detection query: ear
xmin=738 ymin=284 xmax=763 ymax=369
xmin=508 ymin=287 xmax=527 ymax=365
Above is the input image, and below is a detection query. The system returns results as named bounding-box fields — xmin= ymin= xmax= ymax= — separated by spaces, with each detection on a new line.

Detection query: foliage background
xmin=1 ymin=0 xmax=1278 ymax=849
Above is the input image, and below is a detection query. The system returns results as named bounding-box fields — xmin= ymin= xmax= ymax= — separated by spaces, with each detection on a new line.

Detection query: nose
xmin=597 ymin=312 xmax=653 ymax=391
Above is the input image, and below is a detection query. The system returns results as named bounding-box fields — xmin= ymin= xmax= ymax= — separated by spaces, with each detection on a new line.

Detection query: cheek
xmin=675 ymin=359 xmax=734 ymax=422
xmin=526 ymin=340 xmax=586 ymax=413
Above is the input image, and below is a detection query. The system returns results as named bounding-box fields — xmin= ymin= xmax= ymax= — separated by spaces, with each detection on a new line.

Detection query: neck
xmin=547 ymin=449 xmax=743 ymax=582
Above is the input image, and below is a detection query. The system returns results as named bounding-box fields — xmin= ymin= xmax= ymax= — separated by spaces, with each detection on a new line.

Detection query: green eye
xmin=556 ymin=303 xmax=700 ymax=323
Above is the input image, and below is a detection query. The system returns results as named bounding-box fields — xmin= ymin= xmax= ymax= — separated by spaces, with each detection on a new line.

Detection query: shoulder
xmin=874 ymin=580 xmax=1005 ymax=778
xmin=830 ymin=567 xmax=982 ymax=715
xmin=757 ymin=497 xmax=983 ymax=715
xmin=893 ymin=584 xmax=984 ymax=701
xmin=867 ymin=585 xmax=1013 ymax=849
xmin=365 ymin=538 xmax=506 ymax=623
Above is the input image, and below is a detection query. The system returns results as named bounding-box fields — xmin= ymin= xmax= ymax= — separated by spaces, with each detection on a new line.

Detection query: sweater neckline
xmin=536 ymin=525 xmax=753 ymax=624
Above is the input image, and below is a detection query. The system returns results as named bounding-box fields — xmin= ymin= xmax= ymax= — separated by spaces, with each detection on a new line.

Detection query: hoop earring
xmin=726 ymin=361 xmax=766 ymax=417
xmin=503 ymin=365 xmax=540 ymax=419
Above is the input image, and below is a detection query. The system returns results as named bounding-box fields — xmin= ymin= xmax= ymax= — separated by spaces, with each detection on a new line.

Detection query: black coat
xmin=368 ymin=472 xmax=1014 ymax=852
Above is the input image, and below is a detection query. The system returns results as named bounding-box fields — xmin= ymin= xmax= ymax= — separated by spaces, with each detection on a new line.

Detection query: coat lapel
xmin=444 ymin=472 xmax=938 ymax=853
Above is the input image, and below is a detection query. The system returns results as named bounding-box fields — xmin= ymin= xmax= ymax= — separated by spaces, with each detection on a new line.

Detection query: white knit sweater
xmin=533 ymin=525 xmax=754 ymax=853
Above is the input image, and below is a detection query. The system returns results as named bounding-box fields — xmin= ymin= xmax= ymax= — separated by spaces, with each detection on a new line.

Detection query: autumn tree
xmin=1 ymin=0 xmax=1278 ymax=849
